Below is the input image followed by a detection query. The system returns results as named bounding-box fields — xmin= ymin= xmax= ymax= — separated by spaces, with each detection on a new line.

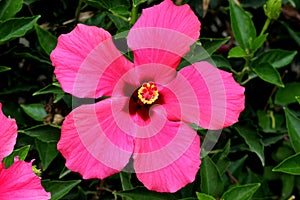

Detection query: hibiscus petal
xmin=127 ymin=0 xmax=200 ymax=68
xmin=57 ymin=99 xmax=134 ymax=179
xmin=133 ymin=121 xmax=200 ymax=193
xmin=134 ymin=64 xmax=177 ymax=86
xmin=50 ymin=24 xmax=133 ymax=98
xmin=158 ymin=84 xmax=199 ymax=123
xmin=163 ymin=61 xmax=245 ymax=129
xmin=0 ymin=160 xmax=50 ymax=199
xmin=0 ymin=103 xmax=17 ymax=161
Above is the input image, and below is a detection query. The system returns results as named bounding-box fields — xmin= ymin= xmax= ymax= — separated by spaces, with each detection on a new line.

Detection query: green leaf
xmin=0 ymin=84 xmax=38 ymax=95
xmin=257 ymin=110 xmax=273 ymax=132
xmin=235 ymin=125 xmax=265 ymax=166
xmin=228 ymin=155 xmax=248 ymax=176
xmin=0 ymin=0 xmax=23 ymax=20
xmin=296 ymin=96 xmax=300 ymax=104
xmin=252 ymin=63 xmax=284 ymax=87
xmin=35 ymin=140 xmax=59 ymax=170
xmin=0 ymin=16 xmax=40 ymax=44
xmin=229 ymin=0 xmax=256 ymax=50
xmin=19 ymin=124 xmax=60 ymax=143
xmin=275 ymin=82 xmax=300 ymax=105
xmin=264 ymin=166 xmax=280 ymax=181
xmin=14 ymin=51 xmax=52 ymax=65
xmin=53 ymin=93 xmax=65 ymax=103
xmin=21 ymin=103 xmax=47 ymax=121
xmin=280 ymin=174 xmax=295 ymax=200
xmin=179 ymin=38 xmax=230 ymax=69
xmin=35 ymin=24 xmax=57 ymax=55
xmin=209 ymin=55 xmax=232 ymax=71
xmin=33 ymin=83 xmax=64 ymax=96
xmin=253 ymin=49 xmax=297 ymax=68
xmin=272 ymin=152 xmax=300 ymax=175
xmin=200 ymin=156 xmax=224 ymax=197
xmin=201 ymin=37 xmax=230 ymax=55
xmin=84 ymin=0 xmax=129 ymax=10
xmin=196 ymin=192 xmax=216 ymax=200
xmin=107 ymin=12 xmax=129 ymax=29
xmin=115 ymin=187 xmax=177 ymax=200
xmin=228 ymin=46 xmax=247 ymax=58
xmin=34 ymin=83 xmax=65 ymax=103
xmin=109 ymin=5 xmax=130 ymax=20
xmin=262 ymin=135 xmax=285 ymax=146
xmin=257 ymin=110 xmax=284 ymax=134
xmin=59 ymin=167 xmax=72 ymax=179
xmin=212 ymin=140 xmax=231 ymax=175
xmin=83 ymin=12 xmax=106 ymax=27
xmin=42 ymin=180 xmax=81 ymax=200
xmin=284 ymin=108 xmax=300 ymax=153
xmin=120 ymin=172 xmax=133 ymax=190
xmin=272 ymin=144 xmax=294 ymax=163
xmin=250 ymin=34 xmax=268 ymax=52
xmin=221 ymin=183 xmax=261 ymax=200
xmin=132 ymin=0 xmax=147 ymax=7
xmin=243 ymin=168 xmax=264 ymax=190
xmin=0 ymin=66 xmax=11 ymax=72
xmin=2 ymin=145 xmax=30 ymax=168
xmin=224 ymin=155 xmax=249 ymax=186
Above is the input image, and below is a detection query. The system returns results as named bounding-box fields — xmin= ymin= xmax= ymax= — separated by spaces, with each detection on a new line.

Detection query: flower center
xmin=137 ymin=82 xmax=159 ymax=104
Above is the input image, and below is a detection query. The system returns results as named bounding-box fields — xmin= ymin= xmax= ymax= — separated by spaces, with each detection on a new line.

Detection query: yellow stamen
xmin=137 ymin=82 xmax=159 ymax=104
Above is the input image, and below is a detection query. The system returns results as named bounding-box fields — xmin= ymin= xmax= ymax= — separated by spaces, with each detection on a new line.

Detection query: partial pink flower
xmin=0 ymin=160 xmax=51 ymax=200
xmin=0 ymin=103 xmax=51 ymax=199
xmin=50 ymin=0 xmax=245 ymax=193
xmin=0 ymin=103 xmax=17 ymax=161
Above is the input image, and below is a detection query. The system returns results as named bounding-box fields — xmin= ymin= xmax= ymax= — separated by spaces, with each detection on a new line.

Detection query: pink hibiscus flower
xmin=0 ymin=103 xmax=51 ymax=199
xmin=50 ymin=0 xmax=245 ymax=192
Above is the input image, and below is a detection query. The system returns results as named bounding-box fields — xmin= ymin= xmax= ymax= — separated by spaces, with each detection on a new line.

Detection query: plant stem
xmin=260 ymin=17 xmax=271 ymax=36
xmin=237 ymin=61 xmax=250 ymax=84
xmin=75 ymin=0 xmax=83 ymax=23
xmin=231 ymin=68 xmax=239 ymax=76
xmin=130 ymin=5 xmax=138 ymax=26
xmin=240 ymin=77 xmax=252 ymax=85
